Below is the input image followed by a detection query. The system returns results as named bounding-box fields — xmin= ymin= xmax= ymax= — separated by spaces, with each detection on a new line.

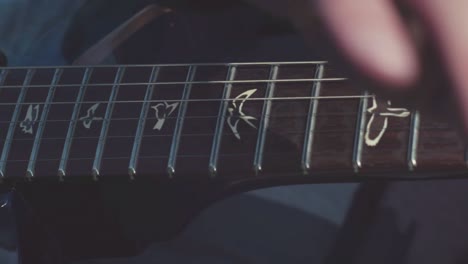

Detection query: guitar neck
xmin=0 ymin=61 xmax=465 ymax=184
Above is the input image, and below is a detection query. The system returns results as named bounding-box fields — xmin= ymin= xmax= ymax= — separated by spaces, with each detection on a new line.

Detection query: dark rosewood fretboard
xmin=0 ymin=62 xmax=465 ymax=184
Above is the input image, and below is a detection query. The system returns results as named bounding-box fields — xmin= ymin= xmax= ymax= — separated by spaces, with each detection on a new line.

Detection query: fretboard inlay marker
xmin=128 ymin=66 xmax=160 ymax=178
xmin=353 ymin=90 xmax=370 ymax=173
xmin=151 ymin=101 xmax=179 ymax=130
xmin=301 ymin=64 xmax=325 ymax=174
xmin=167 ymin=66 xmax=197 ymax=178
xmin=0 ymin=69 xmax=35 ymax=178
xmin=79 ymin=103 xmax=103 ymax=129
xmin=227 ymin=88 xmax=258 ymax=140
xmin=253 ymin=65 xmax=279 ymax=175
xmin=91 ymin=67 xmax=125 ymax=180
xmin=58 ymin=68 xmax=93 ymax=179
xmin=365 ymin=97 xmax=410 ymax=147
xmin=19 ymin=104 xmax=40 ymax=134
xmin=26 ymin=69 xmax=63 ymax=178
xmin=408 ymin=111 xmax=420 ymax=171
xmin=209 ymin=66 xmax=237 ymax=177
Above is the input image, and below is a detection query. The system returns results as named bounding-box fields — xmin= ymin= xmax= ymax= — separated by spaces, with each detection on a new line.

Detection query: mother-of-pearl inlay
xmin=365 ymin=96 xmax=410 ymax=147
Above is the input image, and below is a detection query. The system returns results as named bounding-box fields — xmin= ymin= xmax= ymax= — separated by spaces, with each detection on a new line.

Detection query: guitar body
xmin=0 ymin=2 xmax=465 ymax=263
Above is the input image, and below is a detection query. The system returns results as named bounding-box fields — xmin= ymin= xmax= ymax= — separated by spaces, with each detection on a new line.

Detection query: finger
xmin=410 ymin=0 xmax=468 ymax=133
xmin=315 ymin=0 xmax=420 ymax=88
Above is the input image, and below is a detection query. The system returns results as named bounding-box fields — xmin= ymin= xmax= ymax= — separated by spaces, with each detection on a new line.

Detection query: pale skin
xmin=246 ymin=0 xmax=468 ymax=133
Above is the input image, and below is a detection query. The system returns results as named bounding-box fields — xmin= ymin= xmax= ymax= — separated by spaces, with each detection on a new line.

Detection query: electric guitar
xmin=0 ymin=2 xmax=465 ymax=263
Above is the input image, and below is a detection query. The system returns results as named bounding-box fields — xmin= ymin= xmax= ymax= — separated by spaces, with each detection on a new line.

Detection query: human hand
xmin=246 ymin=0 xmax=468 ymax=133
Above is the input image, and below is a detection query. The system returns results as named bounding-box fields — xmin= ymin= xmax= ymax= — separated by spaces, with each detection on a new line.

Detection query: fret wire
xmin=128 ymin=66 xmax=160 ymax=179
xmin=352 ymin=90 xmax=369 ymax=173
xmin=167 ymin=66 xmax=197 ymax=178
xmin=91 ymin=67 xmax=125 ymax=180
xmin=0 ymin=69 xmax=8 ymax=86
xmin=26 ymin=69 xmax=63 ymax=178
xmin=209 ymin=65 xmax=237 ymax=177
xmin=0 ymin=77 xmax=347 ymax=90
xmin=0 ymin=69 xmax=35 ymax=177
xmin=58 ymin=68 xmax=93 ymax=179
xmin=301 ymin=64 xmax=325 ymax=175
xmin=408 ymin=111 xmax=420 ymax=171
xmin=253 ymin=65 xmax=279 ymax=175
xmin=0 ymin=69 xmax=8 ymax=178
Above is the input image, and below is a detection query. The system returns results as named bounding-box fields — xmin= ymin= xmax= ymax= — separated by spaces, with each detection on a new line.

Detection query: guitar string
xmin=0 ymin=61 xmax=328 ymax=70
xmin=1 ymin=126 xmax=456 ymax=142
xmin=0 ymin=118 xmax=453 ymax=131
xmin=0 ymin=112 xmax=371 ymax=123
xmin=0 ymin=77 xmax=348 ymax=90
xmin=0 ymin=112 xmax=453 ymax=124
xmin=0 ymin=95 xmax=373 ymax=106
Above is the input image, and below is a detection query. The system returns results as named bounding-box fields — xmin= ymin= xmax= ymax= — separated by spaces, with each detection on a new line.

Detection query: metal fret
xmin=301 ymin=64 xmax=325 ymax=175
xmin=352 ymin=91 xmax=369 ymax=173
xmin=408 ymin=111 xmax=420 ymax=171
xmin=58 ymin=68 xmax=93 ymax=179
xmin=91 ymin=67 xmax=125 ymax=180
xmin=0 ymin=69 xmax=35 ymax=177
xmin=128 ymin=66 xmax=160 ymax=179
xmin=167 ymin=66 xmax=197 ymax=178
xmin=253 ymin=65 xmax=279 ymax=175
xmin=0 ymin=69 xmax=8 ymax=85
xmin=0 ymin=69 xmax=8 ymax=178
xmin=26 ymin=69 xmax=63 ymax=178
xmin=208 ymin=66 xmax=237 ymax=177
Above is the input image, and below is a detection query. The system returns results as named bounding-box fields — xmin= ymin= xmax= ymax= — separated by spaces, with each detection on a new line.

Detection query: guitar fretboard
xmin=0 ymin=62 xmax=465 ymax=183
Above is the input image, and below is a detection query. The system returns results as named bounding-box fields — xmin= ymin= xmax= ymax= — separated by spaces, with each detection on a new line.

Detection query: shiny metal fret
xmin=407 ymin=111 xmax=420 ymax=171
xmin=301 ymin=64 xmax=324 ymax=175
xmin=0 ymin=69 xmax=8 ymax=85
xmin=128 ymin=66 xmax=160 ymax=179
xmin=91 ymin=67 xmax=125 ymax=180
xmin=26 ymin=69 xmax=63 ymax=178
xmin=0 ymin=69 xmax=8 ymax=178
xmin=58 ymin=68 xmax=93 ymax=179
xmin=208 ymin=66 xmax=237 ymax=177
xmin=253 ymin=65 xmax=279 ymax=175
xmin=0 ymin=69 xmax=35 ymax=178
xmin=167 ymin=66 xmax=197 ymax=178
xmin=352 ymin=91 xmax=370 ymax=173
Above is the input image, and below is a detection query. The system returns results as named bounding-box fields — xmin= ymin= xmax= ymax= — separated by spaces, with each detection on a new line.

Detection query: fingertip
xmin=316 ymin=0 xmax=420 ymax=88
xmin=359 ymin=30 xmax=421 ymax=88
